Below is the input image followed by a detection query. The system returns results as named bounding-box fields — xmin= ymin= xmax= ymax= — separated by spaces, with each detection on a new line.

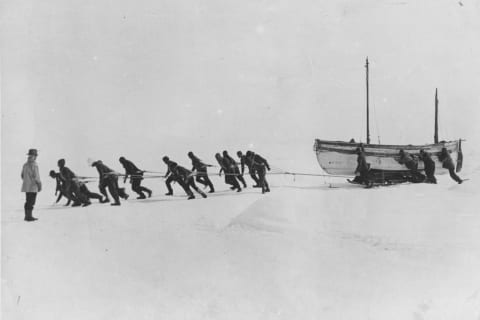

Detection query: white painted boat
xmin=313 ymin=139 xmax=462 ymax=175
xmin=314 ymin=58 xmax=463 ymax=177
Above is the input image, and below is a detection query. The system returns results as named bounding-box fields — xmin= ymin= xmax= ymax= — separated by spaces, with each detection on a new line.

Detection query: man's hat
xmin=27 ymin=149 xmax=38 ymax=156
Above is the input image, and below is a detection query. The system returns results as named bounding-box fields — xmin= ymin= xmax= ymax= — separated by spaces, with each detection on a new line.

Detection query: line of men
xmin=163 ymin=150 xmax=271 ymax=200
xmin=49 ymin=150 xmax=271 ymax=206
xmin=355 ymin=146 xmax=463 ymax=185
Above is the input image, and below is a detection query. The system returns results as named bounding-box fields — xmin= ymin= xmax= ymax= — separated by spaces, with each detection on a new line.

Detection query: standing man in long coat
xmin=21 ymin=149 xmax=42 ymax=221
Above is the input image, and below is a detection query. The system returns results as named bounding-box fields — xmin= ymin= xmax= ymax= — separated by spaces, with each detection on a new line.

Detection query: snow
xmin=3 ymin=0 xmax=480 ymax=319
xmin=2 ymin=164 xmax=480 ymax=319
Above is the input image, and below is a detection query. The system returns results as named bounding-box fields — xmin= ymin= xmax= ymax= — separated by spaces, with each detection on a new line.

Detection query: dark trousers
xmin=225 ymin=172 xmax=241 ymax=190
xmin=448 ymin=167 xmax=462 ymax=183
xmin=66 ymin=180 xmax=90 ymax=205
xmin=233 ymin=167 xmax=247 ymax=187
xmin=424 ymin=165 xmax=437 ymax=184
xmin=165 ymin=175 xmax=191 ymax=196
xmin=25 ymin=192 xmax=37 ymax=210
xmin=24 ymin=192 xmax=37 ymax=219
xmin=185 ymin=178 xmax=206 ymax=198
xmin=256 ymin=166 xmax=270 ymax=193
xmin=79 ymin=184 xmax=103 ymax=201
xmin=56 ymin=188 xmax=73 ymax=205
xmin=99 ymin=176 xmax=122 ymax=204
xmin=195 ymin=170 xmax=215 ymax=192
xmin=248 ymin=170 xmax=260 ymax=186
xmin=131 ymin=176 xmax=151 ymax=197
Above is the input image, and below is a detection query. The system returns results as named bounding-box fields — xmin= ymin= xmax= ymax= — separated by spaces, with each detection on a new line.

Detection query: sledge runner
xmin=91 ymin=160 xmax=129 ymax=206
xmin=246 ymin=151 xmax=271 ymax=194
xmin=438 ymin=147 xmax=463 ymax=184
xmin=188 ymin=151 xmax=215 ymax=193
xmin=119 ymin=157 xmax=152 ymax=199
xmin=237 ymin=151 xmax=260 ymax=187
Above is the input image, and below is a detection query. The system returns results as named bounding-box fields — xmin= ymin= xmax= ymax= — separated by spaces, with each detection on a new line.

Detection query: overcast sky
xmin=2 ymin=0 xmax=480 ymax=181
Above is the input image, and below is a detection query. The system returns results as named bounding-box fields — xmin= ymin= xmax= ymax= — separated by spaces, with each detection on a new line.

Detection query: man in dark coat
xmin=58 ymin=159 xmax=91 ymax=207
xmin=119 ymin=157 xmax=152 ymax=199
xmin=438 ymin=147 xmax=463 ymax=184
xmin=49 ymin=170 xmax=72 ymax=205
xmin=50 ymin=170 xmax=103 ymax=205
xmin=354 ymin=147 xmax=370 ymax=185
xmin=91 ymin=160 xmax=129 ymax=206
xmin=237 ymin=151 xmax=260 ymax=187
xmin=419 ymin=149 xmax=437 ymax=184
xmin=188 ymin=151 xmax=214 ymax=193
xmin=398 ymin=150 xmax=418 ymax=171
xmin=246 ymin=151 xmax=271 ymax=194
xmin=223 ymin=150 xmax=247 ymax=188
xmin=78 ymin=182 xmax=104 ymax=203
xmin=398 ymin=150 xmax=425 ymax=182
xmin=215 ymin=153 xmax=241 ymax=192
xmin=174 ymin=165 xmax=207 ymax=199
xmin=163 ymin=156 xmax=191 ymax=196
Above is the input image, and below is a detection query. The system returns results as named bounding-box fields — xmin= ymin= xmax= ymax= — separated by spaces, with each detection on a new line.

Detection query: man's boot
xmin=25 ymin=209 xmax=38 ymax=222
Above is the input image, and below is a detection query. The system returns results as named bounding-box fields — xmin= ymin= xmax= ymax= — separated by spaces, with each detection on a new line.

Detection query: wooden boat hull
xmin=313 ymin=139 xmax=462 ymax=176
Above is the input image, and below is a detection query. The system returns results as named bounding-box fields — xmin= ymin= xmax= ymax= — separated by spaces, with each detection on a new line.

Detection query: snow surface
xmin=2 ymin=162 xmax=480 ymax=320
xmin=3 ymin=0 xmax=480 ymax=319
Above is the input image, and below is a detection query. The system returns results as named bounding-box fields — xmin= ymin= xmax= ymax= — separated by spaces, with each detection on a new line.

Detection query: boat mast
xmin=434 ymin=88 xmax=439 ymax=143
xmin=365 ymin=57 xmax=370 ymax=144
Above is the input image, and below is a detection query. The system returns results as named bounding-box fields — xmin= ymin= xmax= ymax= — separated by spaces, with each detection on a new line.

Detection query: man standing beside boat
xmin=354 ymin=147 xmax=370 ymax=185
xmin=419 ymin=150 xmax=437 ymax=184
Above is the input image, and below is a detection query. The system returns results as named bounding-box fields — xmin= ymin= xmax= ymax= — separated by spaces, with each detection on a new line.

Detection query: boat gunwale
xmin=314 ymin=139 xmax=458 ymax=150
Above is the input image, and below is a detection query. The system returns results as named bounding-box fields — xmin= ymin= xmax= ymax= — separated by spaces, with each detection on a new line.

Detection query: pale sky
xmin=2 ymin=0 xmax=480 ymax=185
